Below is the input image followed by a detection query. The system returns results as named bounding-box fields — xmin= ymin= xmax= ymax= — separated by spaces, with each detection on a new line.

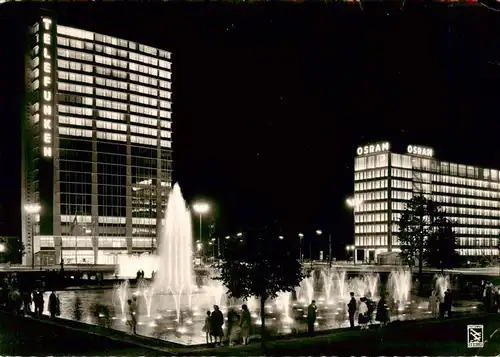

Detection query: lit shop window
xmin=103 ymin=46 xmax=117 ymax=57
xmin=96 ymin=87 xmax=128 ymax=101
xmin=138 ymin=44 xmax=158 ymax=56
xmin=117 ymin=49 xmax=128 ymax=58
xmin=59 ymin=93 xmax=93 ymax=106
xmin=58 ymin=82 xmax=93 ymax=95
xmin=97 ymin=131 xmax=127 ymax=142
xmin=159 ymin=101 xmax=171 ymax=109
xmin=159 ymin=70 xmax=171 ymax=80
xmin=129 ymin=62 xmax=158 ymax=76
xmin=57 ymin=60 xmax=93 ymax=73
xmin=57 ymin=48 xmax=94 ymax=62
xmin=159 ymin=81 xmax=171 ymax=89
xmin=131 ymin=135 xmax=157 ymax=147
xmin=95 ymin=77 xmax=128 ymax=90
xmin=130 ymin=73 xmax=157 ymax=87
xmin=129 ymin=52 xmax=158 ymax=66
xmin=130 ymin=115 xmax=157 ymax=127
xmin=159 ymin=60 xmax=171 ymax=70
xmin=98 ymin=110 xmax=124 ymax=121
xmin=69 ymin=38 xmax=85 ymax=49
xmin=58 ymin=105 xmax=92 ymax=117
xmin=58 ymin=71 xmax=93 ymax=84
xmin=32 ymin=57 xmax=40 ymax=69
xmin=128 ymin=42 xmax=138 ymax=51
xmin=96 ymin=120 xmax=127 ymax=132
xmin=95 ymin=66 xmax=127 ymax=79
xmin=130 ymin=94 xmax=157 ymax=107
xmin=59 ymin=116 xmax=92 ymax=127
xmin=130 ymin=105 xmax=157 ymax=117
xmin=95 ymin=55 xmax=128 ymax=70
xmin=130 ymin=125 xmax=157 ymax=137
xmin=160 ymin=140 xmax=171 ymax=148
xmin=129 ymin=83 xmax=158 ymax=97
xmin=57 ymin=26 xmax=94 ymax=41
xmin=158 ymin=49 xmax=171 ymax=59
xmin=159 ymin=111 xmax=171 ymax=119
xmin=96 ymin=99 xmax=127 ymax=112
xmin=160 ymin=120 xmax=171 ymax=129
xmin=160 ymin=131 xmax=171 ymax=139
xmin=59 ymin=126 xmax=93 ymax=138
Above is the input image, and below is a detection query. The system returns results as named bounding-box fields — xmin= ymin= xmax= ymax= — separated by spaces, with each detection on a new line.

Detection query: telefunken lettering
xmin=41 ymin=17 xmax=53 ymax=158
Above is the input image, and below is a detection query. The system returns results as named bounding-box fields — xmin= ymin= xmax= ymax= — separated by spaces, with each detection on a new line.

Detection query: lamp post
xmin=298 ymin=233 xmax=304 ymax=262
xmin=346 ymin=245 xmax=355 ymax=263
xmin=24 ymin=203 xmax=41 ymax=270
xmin=346 ymin=197 xmax=363 ymax=265
xmin=193 ymin=202 xmax=210 ymax=262
xmin=315 ymin=230 xmax=322 ymax=262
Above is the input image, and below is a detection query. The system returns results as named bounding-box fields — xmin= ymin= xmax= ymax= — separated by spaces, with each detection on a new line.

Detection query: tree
xmin=426 ymin=218 xmax=459 ymax=272
xmin=397 ymin=195 xmax=441 ymax=275
xmin=216 ymin=224 xmax=305 ymax=348
xmin=0 ymin=237 xmax=25 ymax=264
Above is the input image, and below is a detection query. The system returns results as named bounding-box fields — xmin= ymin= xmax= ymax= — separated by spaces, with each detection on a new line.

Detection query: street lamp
xmin=193 ymin=202 xmax=210 ymax=262
xmin=24 ymin=203 xmax=41 ymax=269
xmin=346 ymin=197 xmax=363 ymax=265
xmin=278 ymin=235 xmax=284 ymax=240
xmin=0 ymin=243 xmax=6 ymax=253
xmin=298 ymin=233 xmax=304 ymax=262
xmin=345 ymin=245 xmax=355 ymax=263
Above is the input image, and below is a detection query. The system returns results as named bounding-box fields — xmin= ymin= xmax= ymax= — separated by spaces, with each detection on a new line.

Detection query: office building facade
xmin=22 ymin=14 xmax=173 ymax=266
xmin=353 ymin=142 xmax=500 ymax=263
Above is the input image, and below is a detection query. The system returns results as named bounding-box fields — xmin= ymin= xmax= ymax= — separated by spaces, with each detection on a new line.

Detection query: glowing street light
xmin=0 ymin=243 xmax=6 ymax=253
xmin=196 ymin=242 xmax=202 ymax=252
xmin=316 ymin=230 xmax=322 ymax=236
xmin=278 ymin=236 xmax=284 ymax=240
xmin=236 ymin=232 xmax=243 ymax=237
xmin=193 ymin=202 xmax=210 ymax=262
xmin=24 ymin=203 xmax=41 ymax=269
xmin=298 ymin=233 xmax=304 ymax=262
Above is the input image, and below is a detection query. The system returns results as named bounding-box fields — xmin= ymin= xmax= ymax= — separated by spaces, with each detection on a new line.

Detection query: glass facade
xmin=22 ymin=17 xmax=173 ymax=265
xmin=354 ymin=145 xmax=500 ymax=263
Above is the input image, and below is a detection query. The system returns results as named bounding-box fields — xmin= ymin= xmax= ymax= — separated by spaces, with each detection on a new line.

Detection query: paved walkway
xmin=6 ymin=308 xmax=494 ymax=356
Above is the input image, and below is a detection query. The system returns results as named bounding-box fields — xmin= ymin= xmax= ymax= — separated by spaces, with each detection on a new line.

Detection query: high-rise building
xmin=22 ymin=14 xmax=173 ymax=266
xmin=353 ymin=142 xmax=500 ymax=264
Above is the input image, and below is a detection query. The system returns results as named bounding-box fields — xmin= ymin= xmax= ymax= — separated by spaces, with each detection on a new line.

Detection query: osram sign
xmin=356 ymin=142 xmax=390 ymax=156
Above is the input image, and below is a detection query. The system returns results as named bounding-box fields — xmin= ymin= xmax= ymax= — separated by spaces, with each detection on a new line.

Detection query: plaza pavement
xmin=2 ymin=308 xmax=499 ymax=356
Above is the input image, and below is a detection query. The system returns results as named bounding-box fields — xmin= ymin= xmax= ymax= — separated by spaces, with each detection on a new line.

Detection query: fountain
xmin=335 ymin=270 xmax=347 ymax=300
xmin=138 ymin=279 xmax=155 ymax=318
xmin=388 ymin=270 xmax=412 ymax=311
xmin=114 ymin=280 xmax=129 ymax=322
xmin=320 ymin=268 xmax=335 ymax=304
xmin=276 ymin=292 xmax=293 ymax=324
xmin=296 ymin=276 xmax=315 ymax=304
xmin=435 ymin=274 xmax=450 ymax=300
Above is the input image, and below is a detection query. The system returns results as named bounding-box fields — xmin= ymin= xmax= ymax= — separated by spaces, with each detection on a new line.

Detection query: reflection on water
xmin=34 ymin=287 xmax=479 ymax=346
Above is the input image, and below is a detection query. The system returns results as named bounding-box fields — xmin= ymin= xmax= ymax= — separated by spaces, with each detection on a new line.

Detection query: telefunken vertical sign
xmin=356 ymin=142 xmax=390 ymax=156
xmin=41 ymin=17 xmax=53 ymax=159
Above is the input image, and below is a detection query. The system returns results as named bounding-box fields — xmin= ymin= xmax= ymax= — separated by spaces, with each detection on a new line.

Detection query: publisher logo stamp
xmin=467 ymin=324 xmax=484 ymax=348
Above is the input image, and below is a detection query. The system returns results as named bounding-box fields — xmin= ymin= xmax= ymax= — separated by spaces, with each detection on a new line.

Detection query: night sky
xmin=0 ymin=2 xmax=499 ymax=257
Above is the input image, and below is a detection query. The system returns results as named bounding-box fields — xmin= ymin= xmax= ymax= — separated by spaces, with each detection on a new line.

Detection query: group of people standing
xmin=428 ymin=289 xmax=453 ymax=318
xmin=347 ymin=292 xmax=390 ymax=330
xmin=202 ymin=304 xmax=252 ymax=346
xmin=481 ymin=281 xmax=500 ymax=312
